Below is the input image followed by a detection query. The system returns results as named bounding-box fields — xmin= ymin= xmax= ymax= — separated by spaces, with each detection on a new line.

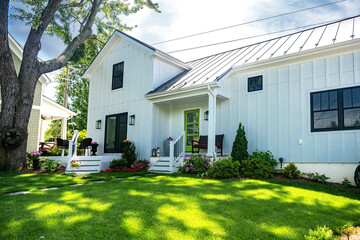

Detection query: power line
xmin=167 ymin=19 xmax=341 ymax=54
xmin=151 ymin=0 xmax=347 ymax=45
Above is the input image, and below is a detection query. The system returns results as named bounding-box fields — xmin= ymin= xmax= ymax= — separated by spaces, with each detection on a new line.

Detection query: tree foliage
xmin=0 ymin=0 xmax=160 ymax=171
xmin=231 ymin=122 xmax=249 ymax=164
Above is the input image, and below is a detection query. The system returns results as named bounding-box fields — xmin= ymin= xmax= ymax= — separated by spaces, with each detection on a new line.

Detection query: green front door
xmin=184 ymin=109 xmax=200 ymax=152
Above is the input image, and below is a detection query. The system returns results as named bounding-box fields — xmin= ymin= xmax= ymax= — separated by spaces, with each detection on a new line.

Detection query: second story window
xmin=112 ymin=62 xmax=124 ymax=90
xmin=248 ymin=75 xmax=263 ymax=92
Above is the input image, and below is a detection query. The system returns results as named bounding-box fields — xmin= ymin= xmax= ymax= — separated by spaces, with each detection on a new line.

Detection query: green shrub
xmin=231 ymin=122 xmax=248 ymax=164
xmin=39 ymin=158 xmax=64 ymax=172
xmin=342 ymin=177 xmax=352 ymax=187
xmin=179 ymin=153 xmax=211 ymax=174
xmin=304 ymin=226 xmax=335 ymax=240
xmin=123 ymin=143 xmax=138 ymax=168
xmin=313 ymin=172 xmax=330 ymax=184
xmin=283 ymin=163 xmax=301 ymax=179
xmin=207 ymin=157 xmax=240 ymax=179
xmin=241 ymin=157 xmax=273 ymax=179
xmin=249 ymin=150 xmax=277 ymax=168
xmin=109 ymin=159 xmax=128 ymax=169
xmin=303 ymin=172 xmax=330 ymax=183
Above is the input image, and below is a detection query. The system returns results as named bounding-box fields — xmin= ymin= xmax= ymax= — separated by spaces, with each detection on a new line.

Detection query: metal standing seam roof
xmin=148 ymin=15 xmax=360 ymax=95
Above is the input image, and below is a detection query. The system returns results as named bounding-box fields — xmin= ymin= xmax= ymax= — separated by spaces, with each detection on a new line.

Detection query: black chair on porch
xmin=79 ymin=138 xmax=92 ymax=156
xmin=56 ymin=138 xmax=69 ymax=156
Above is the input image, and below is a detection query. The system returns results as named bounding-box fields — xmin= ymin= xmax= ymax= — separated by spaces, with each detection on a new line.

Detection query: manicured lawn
xmin=0 ymin=173 xmax=359 ymax=240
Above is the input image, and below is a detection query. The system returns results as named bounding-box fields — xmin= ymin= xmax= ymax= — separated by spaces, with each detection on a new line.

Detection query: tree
xmin=231 ymin=122 xmax=249 ymax=164
xmin=0 ymin=0 xmax=159 ymax=171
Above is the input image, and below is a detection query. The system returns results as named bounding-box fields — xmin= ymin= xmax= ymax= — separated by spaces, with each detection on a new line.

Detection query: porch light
xmin=95 ymin=120 xmax=101 ymax=129
xmin=129 ymin=115 xmax=135 ymax=125
xmin=204 ymin=111 xmax=209 ymax=121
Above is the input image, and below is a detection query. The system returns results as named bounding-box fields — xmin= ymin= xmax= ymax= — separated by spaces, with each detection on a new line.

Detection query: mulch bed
xmin=20 ymin=169 xmax=65 ymax=174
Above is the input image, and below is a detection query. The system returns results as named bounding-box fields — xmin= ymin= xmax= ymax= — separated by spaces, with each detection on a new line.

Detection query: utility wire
xmin=167 ymin=19 xmax=341 ymax=54
xmin=151 ymin=0 xmax=347 ymax=45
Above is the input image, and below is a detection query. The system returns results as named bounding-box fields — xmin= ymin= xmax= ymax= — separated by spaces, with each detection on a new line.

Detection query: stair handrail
xmin=66 ymin=130 xmax=79 ymax=172
xmin=169 ymin=131 xmax=185 ymax=172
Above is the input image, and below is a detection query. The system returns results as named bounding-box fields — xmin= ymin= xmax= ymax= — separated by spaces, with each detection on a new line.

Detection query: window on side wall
xmin=311 ymin=86 xmax=360 ymax=132
xmin=248 ymin=75 xmax=263 ymax=92
xmin=112 ymin=62 xmax=124 ymax=90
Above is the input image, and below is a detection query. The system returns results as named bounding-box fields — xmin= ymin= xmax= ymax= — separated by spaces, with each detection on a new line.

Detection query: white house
xmin=84 ymin=16 xmax=360 ymax=183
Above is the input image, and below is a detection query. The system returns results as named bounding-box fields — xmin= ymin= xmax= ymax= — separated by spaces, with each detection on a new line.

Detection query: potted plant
xmin=27 ymin=151 xmax=42 ymax=170
xmin=70 ymin=160 xmax=81 ymax=170
xmin=91 ymin=141 xmax=99 ymax=156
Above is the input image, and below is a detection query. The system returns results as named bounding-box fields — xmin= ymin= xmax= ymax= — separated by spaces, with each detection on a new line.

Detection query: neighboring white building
xmin=85 ymin=16 xmax=360 ymax=183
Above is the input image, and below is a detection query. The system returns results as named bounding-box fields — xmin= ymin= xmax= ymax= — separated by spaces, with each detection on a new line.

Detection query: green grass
xmin=0 ymin=173 xmax=359 ymax=240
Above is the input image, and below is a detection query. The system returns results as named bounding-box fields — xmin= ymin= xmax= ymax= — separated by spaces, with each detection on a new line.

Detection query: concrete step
xmin=66 ymin=171 xmax=98 ymax=175
xmin=153 ymin=161 xmax=171 ymax=166
xmin=76 ymin=161 xmax=100 ymax=166
xmin=69 ymin=166 xmax=99 ymax=171
xmin=148 ymin=169 xmax=172 ymax=174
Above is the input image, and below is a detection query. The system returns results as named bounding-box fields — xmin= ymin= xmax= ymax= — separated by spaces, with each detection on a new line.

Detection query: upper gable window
xmin=112 ymin=62 xmax=124 ymax=90
xmin=248 ymin=75 xmax=263 ymax=92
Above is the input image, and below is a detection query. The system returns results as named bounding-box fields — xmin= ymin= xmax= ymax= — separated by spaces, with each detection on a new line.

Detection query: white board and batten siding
xmin=219 ymin=50 xmax=360 ymax=166
xmin=87 ymin=37 xmax=155 ymax=159
xmin=153 ymin=58 xmax=183 ymax=90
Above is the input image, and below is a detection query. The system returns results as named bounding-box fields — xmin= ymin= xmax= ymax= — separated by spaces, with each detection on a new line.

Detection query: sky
xmin=7 ymin=0 xmax=360 ymax=99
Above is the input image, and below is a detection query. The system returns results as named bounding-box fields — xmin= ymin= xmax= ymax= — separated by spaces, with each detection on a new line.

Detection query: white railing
xmin=169 ymin=131 xmax=185 ymax=172
xmin=65 ymin=130 xmax=79 ymax=172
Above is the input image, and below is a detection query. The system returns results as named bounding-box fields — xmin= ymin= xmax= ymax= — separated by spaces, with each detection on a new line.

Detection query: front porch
xmin=147 ymin=84 xmax=229 ymax=173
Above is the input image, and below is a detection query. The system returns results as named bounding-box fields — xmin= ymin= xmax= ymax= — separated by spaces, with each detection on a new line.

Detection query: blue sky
xmin=7 ymin=0 xmax=360 ymax=98
xmin=8 ymin=0 xmax=360 ymax=61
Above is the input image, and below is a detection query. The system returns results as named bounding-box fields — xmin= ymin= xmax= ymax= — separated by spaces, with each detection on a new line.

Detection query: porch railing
xmin=65 ymin=130 xmax=79 ymax=172
xmin=169 ymin=131 xmax=185 ymax=172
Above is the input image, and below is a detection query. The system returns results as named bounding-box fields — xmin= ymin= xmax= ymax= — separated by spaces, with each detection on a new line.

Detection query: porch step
xmin=149 ymin=157 xmax=178 ymax=173
xmin=65 ymin=158 xmax=101 ymax=175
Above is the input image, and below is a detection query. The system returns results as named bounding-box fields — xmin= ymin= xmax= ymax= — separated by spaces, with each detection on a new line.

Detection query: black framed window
xmin=311 ymin=86 xmax=360 ymax=132
xmin=112 ymin=62 xmax=124 ymax=90
xmin=104 ymin=112 xmax=127 ymax=153
xmin=248 ymin=75 xmax=263 ymax=92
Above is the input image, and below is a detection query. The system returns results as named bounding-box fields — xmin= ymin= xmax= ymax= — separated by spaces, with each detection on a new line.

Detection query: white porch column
xmin=61 ymin=117 xmax=67 ymax=139
xmin=207 ymin=90 xmax=216 ymax=157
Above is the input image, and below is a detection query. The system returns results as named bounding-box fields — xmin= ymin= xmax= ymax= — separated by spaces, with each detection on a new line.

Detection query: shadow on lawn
xmin=1 ymin=175 xmax=360 ymax=240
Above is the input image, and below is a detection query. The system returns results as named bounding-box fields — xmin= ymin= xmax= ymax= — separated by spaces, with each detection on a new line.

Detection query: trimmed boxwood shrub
xmin=207 ymin=157 xmax=240 ymax=179
xmin=109 ymin=158 xmax=127 ymax=169
xmin=283 ymin=163 xmax=301 ymax=179
xmin=241 ymin=157 xmax=273 ymax=179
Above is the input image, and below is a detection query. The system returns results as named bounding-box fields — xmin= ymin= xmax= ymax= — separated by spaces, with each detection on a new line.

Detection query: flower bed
xmin=102 ymin=168 xmax=143 ymax=173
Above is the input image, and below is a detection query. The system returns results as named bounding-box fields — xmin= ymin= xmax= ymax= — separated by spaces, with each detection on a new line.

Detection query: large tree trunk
xmin=0 ymin=0 xmax=101 ymax=171
xmin=0 ymin=68 xmax=40 ymax=171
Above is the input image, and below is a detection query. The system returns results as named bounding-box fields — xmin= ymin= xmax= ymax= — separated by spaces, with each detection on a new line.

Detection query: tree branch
xmin=19 ymin=0 xmax=63 ymax=83
xmin=58 ymin=0 xmax=86 ymax=10
xmin=40 ymin=0 xmax=104 ymax=74
xmin=0 ymin=0 xmax=17 ymax=83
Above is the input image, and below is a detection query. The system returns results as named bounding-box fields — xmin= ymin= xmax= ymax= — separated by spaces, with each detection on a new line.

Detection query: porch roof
xmin=147 ymin=15 xmax=360 ymax=95
xmin=41 ymin=96 xmax=77 ymax=120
